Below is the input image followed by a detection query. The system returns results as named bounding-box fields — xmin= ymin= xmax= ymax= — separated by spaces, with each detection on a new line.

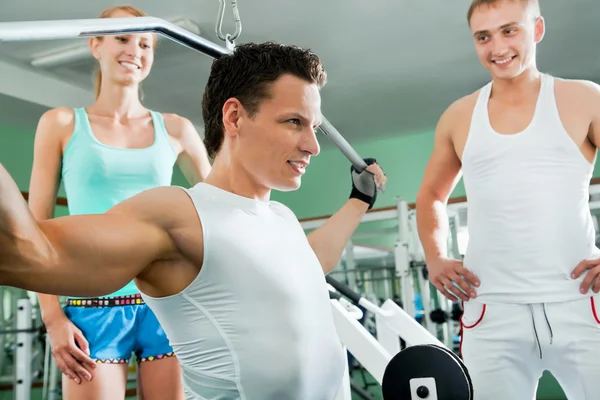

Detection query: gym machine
xmin=302 ymin=199 xmax=462 ymax=346
xmin=0 ymin=290 xmax=46 ymax=400
xmin=328 ymin=277 xmax=473 ymax=400
xmin=396 ymin=199 xmax=466 ymax=350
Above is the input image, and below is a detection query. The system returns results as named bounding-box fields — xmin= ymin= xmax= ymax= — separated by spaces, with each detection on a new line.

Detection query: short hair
xmin=201 ymin=42 xmax=327 ymax=159
xmin=467 ymin=0 xmax=541 ymax=25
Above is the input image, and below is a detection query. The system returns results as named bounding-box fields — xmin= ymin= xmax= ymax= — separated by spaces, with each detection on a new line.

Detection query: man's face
xmin=470 ymin=0 xmax=544 ymax=80
xmin=235 ymin=74 xmax=322 ymax=193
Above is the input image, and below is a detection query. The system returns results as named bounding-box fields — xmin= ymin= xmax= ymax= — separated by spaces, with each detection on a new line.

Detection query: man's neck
xmin=204 ymin=155 xmax=271 ymax=202
xmin=491 ymin=68 xmax=542 ymax=105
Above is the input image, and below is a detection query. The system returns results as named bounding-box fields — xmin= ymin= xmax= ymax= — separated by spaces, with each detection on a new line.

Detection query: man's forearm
xmin=307 ymin=199 xmax=369 ymax=273
xmin=415 ymin=194 xmax=450 ymax=262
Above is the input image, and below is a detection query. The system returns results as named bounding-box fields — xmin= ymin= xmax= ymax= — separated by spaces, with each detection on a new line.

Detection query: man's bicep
xmin=418 ymin=111 xmax=463 ymax=202
xmin=37 ymin=213 xmax=175 ymax=297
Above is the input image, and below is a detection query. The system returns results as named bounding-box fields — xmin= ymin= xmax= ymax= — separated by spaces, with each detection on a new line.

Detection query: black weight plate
xmin=382 ymin=344 xmax=472 ymax=400
xmin=423 ymin=344 xmax=473 ymax=400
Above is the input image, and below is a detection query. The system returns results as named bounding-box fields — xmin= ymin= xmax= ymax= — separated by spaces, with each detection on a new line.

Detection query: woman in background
xmin=28 ymin=5 xmax=211 ymax=399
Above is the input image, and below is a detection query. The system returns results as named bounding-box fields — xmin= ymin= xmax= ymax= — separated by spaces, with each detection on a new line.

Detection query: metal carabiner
xmin=216 ymin=0 xmax=242 ymax=43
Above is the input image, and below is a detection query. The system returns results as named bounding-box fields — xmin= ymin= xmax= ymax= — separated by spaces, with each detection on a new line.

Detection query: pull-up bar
xmin=0 ymin=16 xmax=368 ymax=172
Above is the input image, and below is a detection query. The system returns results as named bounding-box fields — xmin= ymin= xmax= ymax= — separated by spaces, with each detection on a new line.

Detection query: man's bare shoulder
xmin=107 ymin=186 xmax=199 ymax=232
xmin=445 ymin=91 xmax=480 ymax=121
xmin=436 ymin=90 xmax=480 ymax=138
xmin=554 ymin=77 xmax=600 ymax=107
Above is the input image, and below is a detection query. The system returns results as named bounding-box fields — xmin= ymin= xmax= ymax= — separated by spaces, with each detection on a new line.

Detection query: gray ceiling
xmin=0 ymin=0 xmax=599 ymax=144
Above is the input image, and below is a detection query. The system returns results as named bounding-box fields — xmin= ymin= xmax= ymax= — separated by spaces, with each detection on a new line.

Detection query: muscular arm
xmin=308 ymin=162 xmax=385 ymax=274
xmin=27 ymin=108 xmax=72 ymax=323
xmin=307 ymin=199 xmax=369 ymax=274
xmin=0 ymin=164 xmax=177 ymax=297
xmin=165 ymin=114 xmax=212 ymax=185
xmin=415 ymin=102 xmax=464 ymax=262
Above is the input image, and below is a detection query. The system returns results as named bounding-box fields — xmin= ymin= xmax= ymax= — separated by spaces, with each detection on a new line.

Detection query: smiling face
xmin=223 ymin=73 xmax=322 ymax=193
xmin=89 ymin=7 xmax=156 ymax=96
xmin=469 ymin=0 xmax=544 ymax=81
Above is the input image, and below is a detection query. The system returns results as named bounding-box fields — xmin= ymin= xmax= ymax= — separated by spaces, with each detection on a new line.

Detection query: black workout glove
xmin=349 ymin=158 xmax=378 ymax=210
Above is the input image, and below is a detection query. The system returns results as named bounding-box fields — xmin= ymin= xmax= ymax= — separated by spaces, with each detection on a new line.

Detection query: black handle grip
xmin=329 ymin=290 xmax=341 ymax=300
xmin=326 ymin=275 xmax=362 ymax=304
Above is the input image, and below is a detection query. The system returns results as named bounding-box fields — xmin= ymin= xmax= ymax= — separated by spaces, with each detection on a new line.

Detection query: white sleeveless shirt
xmin=461 ymin=73 xmax=600 ymax=304
xmin=140 ymin=183 xmax=346 ymax=399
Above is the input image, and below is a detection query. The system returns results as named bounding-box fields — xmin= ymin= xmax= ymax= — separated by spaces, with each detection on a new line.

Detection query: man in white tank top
xmin=417 ymin=0 xmax=600 ymax=398
xmin=0 ymin=42 xmax=387 ymax=400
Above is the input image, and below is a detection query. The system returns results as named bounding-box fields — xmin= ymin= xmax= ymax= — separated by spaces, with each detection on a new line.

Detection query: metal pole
xmin=0 ymin=17 xmax=368 ymax=171
xmin=319 ymin=118 xmax=367 ymax=171
xmin=395 ymin=199 xmax=415 ymax=319
xmin=0 ymin=287 xmax=5 ymax=377
xmin=343 ymin=241 xmax=357 ymax=292
xmin=0 ymin=17 xmax=228 ymax=58
xmin=15 ymin=298 xmax=32 ymax=400
xmin=47 ymin=359 xmax=60 ymax=400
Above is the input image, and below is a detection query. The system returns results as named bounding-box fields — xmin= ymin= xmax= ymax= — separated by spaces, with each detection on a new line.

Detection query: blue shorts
xmin=63 ymin=294 xmax=174 ymax=364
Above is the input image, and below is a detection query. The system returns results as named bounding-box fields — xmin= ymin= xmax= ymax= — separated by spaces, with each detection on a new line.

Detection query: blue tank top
xmin=62 ymin=108 xmax=178 ymax=298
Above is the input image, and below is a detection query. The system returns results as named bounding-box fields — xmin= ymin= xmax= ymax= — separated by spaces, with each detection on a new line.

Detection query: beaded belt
xmin=66 ymin=294 xmax=145 ymax=308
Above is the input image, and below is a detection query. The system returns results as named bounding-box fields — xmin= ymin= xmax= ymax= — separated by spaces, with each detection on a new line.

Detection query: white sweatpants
xmin=460 ymin=294 xmax=600 ymax=400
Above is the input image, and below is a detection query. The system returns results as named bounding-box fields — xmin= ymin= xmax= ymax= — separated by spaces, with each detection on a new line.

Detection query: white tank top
xmin=140 ymin=183 xmax=346 ymax=399
xmin=461 ymin=73 xmax=600 ymax=304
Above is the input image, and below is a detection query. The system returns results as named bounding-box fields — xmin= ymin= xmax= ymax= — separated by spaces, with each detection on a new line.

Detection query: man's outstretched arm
xmin=0 ymin=163 xmax=176 ymax=297
xmin=308 ymin=160 xmax=386 ymax=274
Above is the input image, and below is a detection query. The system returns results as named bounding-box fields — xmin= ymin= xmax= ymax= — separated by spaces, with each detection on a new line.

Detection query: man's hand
xmin=427 ymin=257 xmax=480 ymax=302
xmin=349 ymin=158 xmax=387 ymax=210
xmin=572 ymin=258 xmax=600 ymax=293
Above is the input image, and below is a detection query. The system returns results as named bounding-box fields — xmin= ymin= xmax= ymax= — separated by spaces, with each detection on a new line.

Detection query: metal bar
xmin=589 ymin=200 xmax=600 ymax=210
xmin=378 ymin=299 xmax=445 ymax=348
xmin=0 ymin=17 xmax=229 ymax=59
xmin=343 ymin=241 xmax=358 ymax=293
xmin=15 ymin=298 xmax=32 ymax=400
xmin=319 ymin=118 xmax=367 ymax=171
xmin=0 ymin=17 xmax=367 ymax=171
xmin=396 ymin=199 xmax=415 ymax=319
xmin=0 ymin=287 xmax=5 ymax=377
xmin=0 ymin=327 xmax=40 ymax=335
xmin=301 ymin=208 xmax=398 ymax=230
xmin=330 ymin=300 xmax=391 ymax=385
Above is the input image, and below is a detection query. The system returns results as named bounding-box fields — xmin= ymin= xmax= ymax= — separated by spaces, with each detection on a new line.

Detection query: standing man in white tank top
xmin=416 ymin=0 xmax=600 ymax=398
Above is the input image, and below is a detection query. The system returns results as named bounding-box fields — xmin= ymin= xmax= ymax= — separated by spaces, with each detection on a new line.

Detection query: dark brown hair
xmin=201 ymin=42 xmax=327 ymax=159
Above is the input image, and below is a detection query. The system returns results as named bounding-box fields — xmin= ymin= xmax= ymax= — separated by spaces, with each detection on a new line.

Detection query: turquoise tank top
xmin=61 ymin=108 xmax=178 ymax=298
